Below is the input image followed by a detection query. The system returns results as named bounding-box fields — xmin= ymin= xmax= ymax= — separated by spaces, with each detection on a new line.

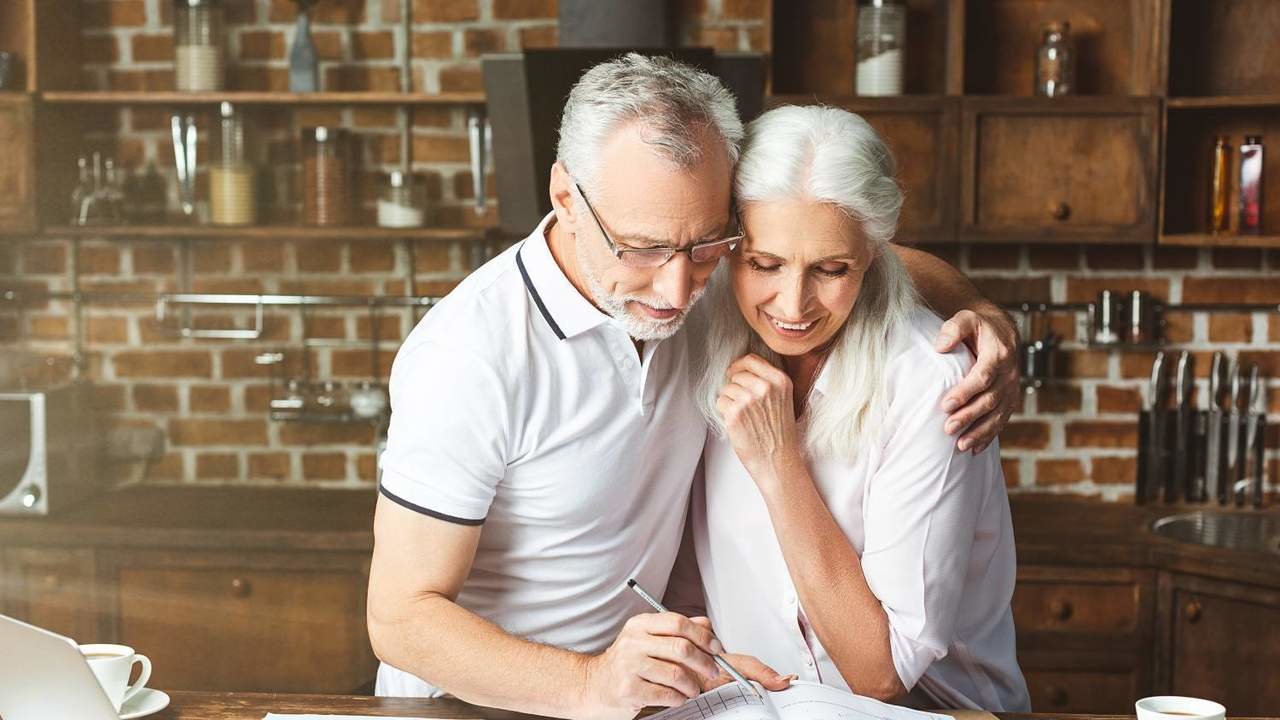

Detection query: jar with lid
xmin=856 ymin=0 xmax=905 ymax=96
xmin=1034 ymin=21 xmax=1074 ymax=97
xmin=211 ymin=102 xmax=257 ymax=226
xmin=377 ymin=171 xmax=425 ymax=228
xmin=301 ymin=127 xmax=351 ymax=226
xmin=174 ymin=0 xmax=225 ymax=92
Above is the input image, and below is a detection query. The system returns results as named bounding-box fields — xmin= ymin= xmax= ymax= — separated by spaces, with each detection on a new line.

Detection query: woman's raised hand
xmin=716 ymin=354 xmax=806 ymax=490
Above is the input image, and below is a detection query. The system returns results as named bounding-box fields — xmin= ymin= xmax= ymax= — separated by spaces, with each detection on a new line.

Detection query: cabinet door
xmin=0 ymin=95 xmax=35 ymax=234
xmin=0 ymin=547 xmax=98 ymax=642
xmin=101 ymin=550 xmax=376 ymax=693
xmin=1023 ymin=666 xmax=1142 ymax=714
xmin=1159 ymin=573 xmax=1280 ymax=715
xmin=961 ymin=97 xmax=1159 ymax=244
xmin=771 ymin=96 xmax=960 ymax=243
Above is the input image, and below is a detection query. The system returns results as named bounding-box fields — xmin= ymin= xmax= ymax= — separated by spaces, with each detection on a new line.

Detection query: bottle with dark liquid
xmin=1209 ymin=135 xmax=1231 ymax=234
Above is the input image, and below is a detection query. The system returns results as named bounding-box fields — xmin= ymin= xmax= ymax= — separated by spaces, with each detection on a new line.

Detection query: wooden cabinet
xmin=1013 ymin=565 xmax=1156 ymax=713
xmin=960 ymin=98 xmax=1160 ymax=244
xmin=0 ymin=547 xmax=97 ymax=641
xmin=100 ymin=550 xmax=377 ymax=694
xmin=1155 ymin=572 xmax=1280 ymax=716
xmin=0 ymin=95 xmax=36 ymax=234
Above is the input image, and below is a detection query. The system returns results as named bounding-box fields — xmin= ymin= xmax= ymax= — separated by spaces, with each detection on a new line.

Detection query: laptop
xmin=0 ymin=614 xmax=121 ymax=720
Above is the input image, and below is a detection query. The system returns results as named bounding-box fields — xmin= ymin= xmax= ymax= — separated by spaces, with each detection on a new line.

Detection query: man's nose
xmin=652 ymin=253 xmax=695 ymax=310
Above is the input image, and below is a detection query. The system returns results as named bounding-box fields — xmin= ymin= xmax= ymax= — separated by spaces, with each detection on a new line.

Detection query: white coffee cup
xmin=79 ymin=643 xmax=152 ymax=713
xmin=1136 ymin=696 xmax=1226 ymax=720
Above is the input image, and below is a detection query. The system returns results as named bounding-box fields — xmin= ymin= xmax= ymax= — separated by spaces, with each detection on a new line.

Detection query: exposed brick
xmin=968 ymin=244 xmax=1021 ymax=270
xmin=1096 ymin=385 xmax=1141 ymax=413
xmin=132 ymin=244 xmax=176 ymax=274
xmin=1151 ymin=246 xmax=1200 ymax=270
xmin=412 ymin=134 xmax=472 ymax=163
xmin=1035 ymin=458 xmax=1085 ymax=486
xmin=1163 ymin=312 xmax=1194 ymax=343
xmin=249 ymin=452 xmax=291 ymax=480
xmin=114 ymin=351 xmax=213 ymax=378
xmin=1237 ymin=350 xmax=1280 ymax=377
xmin=83 ymin=0 xmax=148 ymax=28
xmin=145 ymin=452 xmax=185 ymax=481
xmin=999 ymin=421 xmax=1050 ymax=450
xmin=1183 ymin=277 xmax=1280 ymax=304
xmin=1209 ymin=313 xmax=1255 ymax=343
xmin=697 ymin=26 xmax=737 ymax=51
xmin=353 ymin=31 xmax=396 ymax=60
xmin=413 ymin=31 xmax=454 ymax=59
xmin=1091 ymin=456 xmax=1138 ymax=485
xmin=1119 ymin=351 xmax=1161 ymax=379
xmin=279 ymin=422 xmax=376 ymax=446
xmin=350 ymin=244 xmax=397 ymax=272
xmin=1036 ymin=386 xmax=1082 ymax=413
xmin=356 ymin=313 xmax=403 ymax=340
xmin=294 ymin=240 xmax=344 ymax=272
xmin=325 ymin=65 xmax=402 ymax=92
xmin=238 ymin=30 xmax=286 ymax=60
xmin=332 ymin=348 xmax=398 ymax=377
xmin=302 ymin=452 xmax=348 ymax=480
xmin=493 ymin=0 xmax=556 ymax=19
xmin=169 ymin=418 xmax=268 ymax=446
xmin=196 ymin=453 xmax=240 ymax=479
xmin=1084 ymin=246 xmax=1144 ymax=271
xmin=1066 ymin=421 xmax=1138 ymax=449
xmin=1000 ymin=457 xmax=1019 ymax=488
xmin=86 ymin=316 xmax=130 ymax=344
xmin=519 ymin=25 xmax=558 ymax=49
xmin=464 ymin=28 xmax=506 ymax=57
xmin=439 ymin=63 xmax=483 ymax=92
xmin=240 ymin=243 xmax=286 ymax=273
xmin=721 ymin=0 xmax=768 ymax=20
xmin=28 ymin=315 xmax=69 ymax=340
xmin=353 ymin=107 xmax=399 ymax=128
xmin=1066 ymin=277 xmax=1169 ymax=303
xmin=80 ymin=245 xmax=122 ymax=275
xmin=227 ymin=65 xmax=290 ymax=92
xmin=82 ymin=35 xmax=121 ymax=64
xmin=1210 ymin=247 xmax=1264 ymax=270
xmin=131 ymin=34 xmax=173 ymax=62
xmin=971 ymin=276 xmax=1050 ymax=304
xmin=221 ymin=349 xmax=305 ymax=379
xmin=23 ymin=243 xmax=67 ymax=274
xmin=190 ymin=385 xmax=232 ymax=413
xmin=1027 ymin=245 xmax=1079 ymax=270
xmin=1064 ymin=350 xmax=1110 ymax=379
xmin=412 ymin=0 xmax=479 ymax=22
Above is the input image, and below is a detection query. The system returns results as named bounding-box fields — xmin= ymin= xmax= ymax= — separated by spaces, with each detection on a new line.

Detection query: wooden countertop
xmin=2 ymin=486 xmax=1277 ymax=588
xmin=146 ymin=691 xmax=1273 ymax=720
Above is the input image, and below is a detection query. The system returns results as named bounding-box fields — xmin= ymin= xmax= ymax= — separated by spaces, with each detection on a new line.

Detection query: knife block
xmin=1136 ymin=410 xmax=1268 ymax=507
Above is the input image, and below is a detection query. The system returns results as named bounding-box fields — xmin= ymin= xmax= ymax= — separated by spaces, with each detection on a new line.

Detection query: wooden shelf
xmin=40 ymin=225 xmax=489 ymax=241
xmin=1168 ymin=95 xmax=1280 ymax=109
xmin=767 ymin=94 xmax=951 ymax=110
xmin=39 ymin=91 xmax=486 ymax=107
xmin=1160 ymin=233 xmax=1280 ymax=248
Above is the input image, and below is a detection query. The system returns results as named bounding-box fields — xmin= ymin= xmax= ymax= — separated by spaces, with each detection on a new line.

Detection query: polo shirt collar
xmin=518 ymin=213 xmax=610 ymax=341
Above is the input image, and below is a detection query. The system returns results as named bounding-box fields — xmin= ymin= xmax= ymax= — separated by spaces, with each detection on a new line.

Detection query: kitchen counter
xmin=1 ymin=485 xmax=1276 ymax=589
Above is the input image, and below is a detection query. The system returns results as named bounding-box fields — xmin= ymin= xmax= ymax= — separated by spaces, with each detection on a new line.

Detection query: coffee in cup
xmin=79 ymin=643 xmax=151 ymax=713
xmin=1136 ymin=696 xmax=1226 ymax=720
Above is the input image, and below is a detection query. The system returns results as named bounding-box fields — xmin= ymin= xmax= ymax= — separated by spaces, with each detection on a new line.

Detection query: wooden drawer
xmin=103 ymin=551 xmax=375 ymax=693
xmin=1024 ymin=668 xmax=1138 ymax=714
xmin=1 ymin=547 xmax=98 ymax=642
xmin=1013 ymin=566 xmax=1154 ymax=641
xmin=0 ymin=95 xmax=35 ymax=234
xmin=960 ymin=97 xmax=1159 ymax=244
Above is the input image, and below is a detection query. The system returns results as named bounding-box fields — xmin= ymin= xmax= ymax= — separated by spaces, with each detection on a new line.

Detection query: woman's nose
xmin=773 ymin=273 xmax=809 ymax=319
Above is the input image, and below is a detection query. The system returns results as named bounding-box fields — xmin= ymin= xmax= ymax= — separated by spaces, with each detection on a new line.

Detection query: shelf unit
xmin=40 ymin=225 xmax=487 ymax=242
xmin=39 ymin=91 xmax=487 ymax=107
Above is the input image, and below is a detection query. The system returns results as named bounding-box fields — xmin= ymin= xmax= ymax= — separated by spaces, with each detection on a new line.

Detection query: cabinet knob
xmin=1049 ymin=599 xmax=1074 ymax=621
xmin=230 ymin=577 xmax=252 ymax=598
xmin=1184 ymin=600 xmax=1202 ymax=624
xmin=1047 ymin=685 xmax=1069 ymax=707
xmin=1049 ymin=201 xmax=1071 ymax=221
xmin=41 ymin=574 xmax=61 ymax=590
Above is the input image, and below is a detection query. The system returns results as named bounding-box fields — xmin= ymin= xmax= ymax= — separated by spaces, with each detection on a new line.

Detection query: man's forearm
xmin=369 ymin=595 xmax=589 ymax=719
xmin=890 ymin=244 xmax=998 ymax=317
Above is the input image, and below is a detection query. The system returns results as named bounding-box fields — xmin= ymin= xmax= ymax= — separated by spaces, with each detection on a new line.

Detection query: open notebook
xmin=649 ymin=681 xmax=953 ymax=720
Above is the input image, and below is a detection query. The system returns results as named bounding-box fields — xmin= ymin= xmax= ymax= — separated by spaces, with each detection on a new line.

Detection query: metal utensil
xmin=1171 ymin=352 xmax=1195 ymax=503
xmin=1243 ymin=365 xmax=1264 ymax=507
xmin=171 ymin=114 xmax=198 ymax=219
xmin=1228 ymin=362 xmax=1250 ymax=505
xmin=1139 ymin=352 xmax=1169 ymax=504
xmin=1204 ymin=352 xmax=1229 ymax=504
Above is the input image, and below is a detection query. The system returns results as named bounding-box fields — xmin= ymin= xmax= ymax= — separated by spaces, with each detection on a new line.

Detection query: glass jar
xmin=377 ymin=170 xmax=425 ymax=228
xmin=1034 ymin=21 xmax=1074 ymax=97
xmin=211 ymin=102 xmax=257 ymax=226
xmin=301 ymin=127 xmax=351 ymax=226
xmin=856 ymin=0 xmax=905 ymax=96
xmin=174 ymin=0 xmax=225 ymax=92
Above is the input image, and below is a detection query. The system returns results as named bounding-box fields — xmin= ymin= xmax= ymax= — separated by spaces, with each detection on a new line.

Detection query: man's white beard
xmin=577 ymin=240 xmax=705 ymax=342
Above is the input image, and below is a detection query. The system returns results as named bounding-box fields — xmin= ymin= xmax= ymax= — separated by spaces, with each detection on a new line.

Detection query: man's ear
xmin=549 ymin=162 xmax=578 ymax=229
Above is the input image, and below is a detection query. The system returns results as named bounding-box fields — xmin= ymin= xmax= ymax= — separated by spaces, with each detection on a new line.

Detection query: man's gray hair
xmin=557 ymin=53 xmax=744 ymax=193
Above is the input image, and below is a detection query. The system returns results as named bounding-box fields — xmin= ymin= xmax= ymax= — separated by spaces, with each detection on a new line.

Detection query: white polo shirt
xmin=376 ymin=213 xmax=706 ymax=697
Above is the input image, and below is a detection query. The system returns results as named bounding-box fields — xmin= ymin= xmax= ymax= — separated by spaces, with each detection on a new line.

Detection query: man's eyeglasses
xmin=574 ymin=183 xmax=743 ymax=269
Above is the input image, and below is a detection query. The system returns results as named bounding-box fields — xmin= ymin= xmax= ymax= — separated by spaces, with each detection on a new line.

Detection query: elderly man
xmin=367 ymin=54 xmax=1019 ymax=720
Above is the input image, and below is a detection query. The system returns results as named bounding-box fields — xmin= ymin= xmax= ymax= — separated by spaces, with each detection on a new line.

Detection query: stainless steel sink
xmin=1150 ymin=511 xmax=1280 ymax=555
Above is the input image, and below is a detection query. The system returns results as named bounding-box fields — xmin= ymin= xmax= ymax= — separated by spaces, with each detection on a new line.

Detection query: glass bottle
xmin=1238 ymin=135 xmax=1264 ymax=234
xmin=1034 ymin=21 xmax=1074 ymax=97
xmin=70 ymin=156 xmax=91 ymax=224
xmin=856 ymin=0 xmax=905 ymax=96
xmin=1209 ymin=136 xmax=1231 ymax=234
xmin=377 ymin=170 xmax=425 ymax=228
xmin=301 ymin=127 xmax=351 ymax=226
xmin=211 ymin=102 xmax=257 ymax=226
xmin=174 ymin=0 xmax=225 ymax=92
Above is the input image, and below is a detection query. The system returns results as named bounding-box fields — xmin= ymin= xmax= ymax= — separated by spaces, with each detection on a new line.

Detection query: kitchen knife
xmin=1141 ymin=352 xmax=1168 ymax=505
xmin=1171 ymin=352 xmax=1194 ymax=503
xmin=1225 ymin=362 xmax=1243 ymax=505
xmin=1232 ymin=364 xmax=1253 ymax=506
xmin=1243 ymin=365 xmax=1264 ymax=508
xmin=1204 ymin=352 xmax=1228 ymax=504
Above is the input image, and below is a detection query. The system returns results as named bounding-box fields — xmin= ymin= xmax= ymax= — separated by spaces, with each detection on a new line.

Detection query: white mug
xmin=79 ymin=643 xmax=152 ymax=713
xmin=1136 ymin=696 xmax=1226 ymax=720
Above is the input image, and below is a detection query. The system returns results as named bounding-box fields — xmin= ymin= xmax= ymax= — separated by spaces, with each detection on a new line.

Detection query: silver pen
xmin=626 ymin=578 xmax=763 ymax=700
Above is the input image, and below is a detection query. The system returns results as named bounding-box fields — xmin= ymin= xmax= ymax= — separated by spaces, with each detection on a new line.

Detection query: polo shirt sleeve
xmin=858 ymin=348 xmax=995 ymax=692
xmin=378 ymin=339 xmax=509 ymax=525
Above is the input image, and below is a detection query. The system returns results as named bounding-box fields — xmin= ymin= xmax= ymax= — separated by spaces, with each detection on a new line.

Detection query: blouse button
xmin=805 ymin=658 xmax=815 ymax=668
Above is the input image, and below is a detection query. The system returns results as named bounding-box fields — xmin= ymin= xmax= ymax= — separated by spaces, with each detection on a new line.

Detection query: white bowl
xmin=1136 ymin=695 xmax=1226 ymax=720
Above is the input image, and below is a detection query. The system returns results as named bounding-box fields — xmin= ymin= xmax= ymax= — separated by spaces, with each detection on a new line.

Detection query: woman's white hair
xmin=556 ymin=53 xmax=743 ymax=196
xmin=690 ymin=105 xmax=920 ymax=461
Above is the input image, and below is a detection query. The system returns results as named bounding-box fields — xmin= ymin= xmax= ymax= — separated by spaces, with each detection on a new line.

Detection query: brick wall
xmin=2 ymin=0 xmax=1275 ymax=499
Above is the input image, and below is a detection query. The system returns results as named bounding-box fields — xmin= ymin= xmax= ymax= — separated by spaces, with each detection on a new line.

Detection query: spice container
xmin=1209 ymin=136 xmax=1231 ymax=234
xmin=301 ymin=126 xmax=351 ymax=226
xmin=1034 ymin=22 xmax=1074 ymax=97
xmin=211 ymin=102 xmax=256 ymax=226
xmin=377 ymin=171 xmax=425 ymax=228
xmin=174 ymin=0 xmax=225 ymax=92
xmin=856 ymin=0 xmax=905 ymax=96
xmin=1239 ymin=135 xmax=1264 ymax=234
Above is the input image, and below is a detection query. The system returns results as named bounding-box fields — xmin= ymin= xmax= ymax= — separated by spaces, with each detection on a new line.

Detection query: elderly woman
xmin=679 ymin=105 xmax=1030 ymax=712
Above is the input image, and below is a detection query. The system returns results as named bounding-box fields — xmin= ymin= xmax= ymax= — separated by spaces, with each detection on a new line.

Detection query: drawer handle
xmin=1049 ymin=201 xmax=1071 ymax=221
xmin=230 ymin=577 xmax=252 ymax=598
xmin=1047 ymin=685 xmax=1069 ymax=707
xmin=1049 ymin=599 xmax=1073 ymax=621
xmin=42 ymin=574 xmax=61 ymax=590
xmin=1184 ymin=600 xmax=1202 ymax=624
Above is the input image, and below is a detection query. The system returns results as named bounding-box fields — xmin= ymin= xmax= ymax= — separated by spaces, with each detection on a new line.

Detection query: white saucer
xmin=119 ymin=688 xmax=170 ymax=719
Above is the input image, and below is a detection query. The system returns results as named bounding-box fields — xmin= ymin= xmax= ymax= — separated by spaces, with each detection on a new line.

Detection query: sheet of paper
xmin=263 ymin=715 xmax=434 ymax=720
xmin=648 ymin=681 xmax=954 ymax=720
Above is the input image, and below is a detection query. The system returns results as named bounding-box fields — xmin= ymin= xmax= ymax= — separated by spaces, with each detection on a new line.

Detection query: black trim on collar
xmin=516 ymin=246 xmax=566 ymax=340
xmin=379 ymin=483 xmax=486 ymax=526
